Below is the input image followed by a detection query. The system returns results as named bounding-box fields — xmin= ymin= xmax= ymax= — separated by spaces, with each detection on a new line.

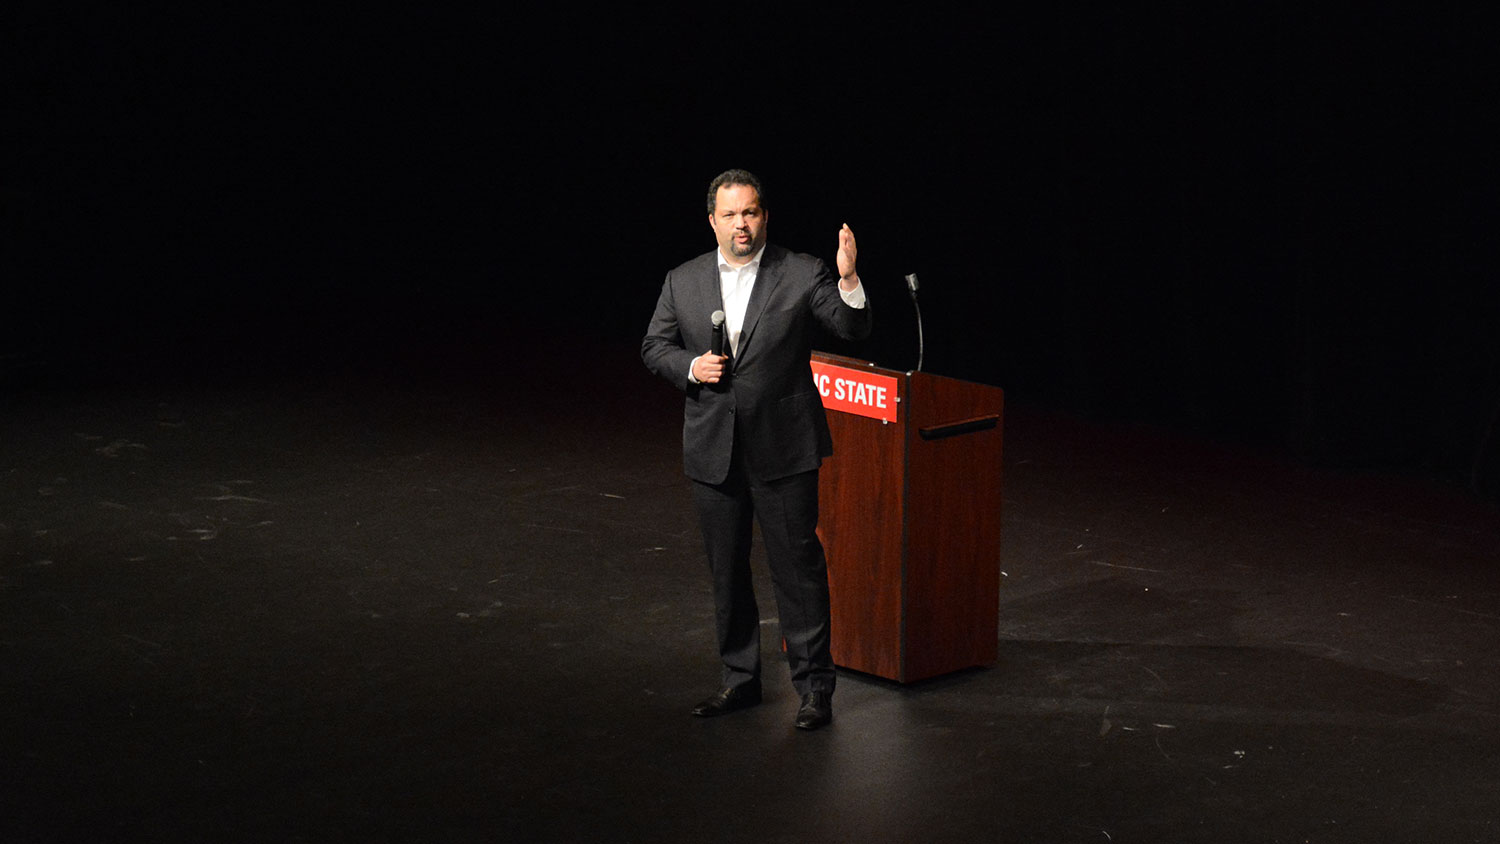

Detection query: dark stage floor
xmin=4 ymin=342 xmax=1499 ymax=843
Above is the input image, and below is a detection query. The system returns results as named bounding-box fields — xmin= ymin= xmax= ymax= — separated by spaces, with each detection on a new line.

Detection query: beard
xmin=729 ymin=233 xmax=758 ymax=257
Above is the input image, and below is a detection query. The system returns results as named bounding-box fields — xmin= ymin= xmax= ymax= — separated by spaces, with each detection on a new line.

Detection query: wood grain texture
xmin=814 ymin=353 xmax=1004 ymax=683
xmin=903 ymin=371 xmax=1004 ymax=682
xmin=816 ymin=354 xmax=907 ymax=679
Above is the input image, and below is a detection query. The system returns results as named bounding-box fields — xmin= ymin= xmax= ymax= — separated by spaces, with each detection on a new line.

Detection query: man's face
xmin=708 ymin=184 xmax=768 ymax=265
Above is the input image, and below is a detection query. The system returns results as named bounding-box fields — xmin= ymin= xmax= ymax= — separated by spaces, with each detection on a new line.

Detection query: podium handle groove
xmin=917 ymin=414 xmax=1000 ymax=441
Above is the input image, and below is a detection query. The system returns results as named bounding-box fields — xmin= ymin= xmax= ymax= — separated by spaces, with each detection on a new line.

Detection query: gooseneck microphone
xmin=905 ymin=274 xmax=925 ymax=372
xmin=710 ymin=310 xmax=726 ymax=356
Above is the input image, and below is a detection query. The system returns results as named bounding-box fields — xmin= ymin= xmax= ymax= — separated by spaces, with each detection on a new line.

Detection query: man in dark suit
xmin=642 ymin=169 xmax=872 ymax=731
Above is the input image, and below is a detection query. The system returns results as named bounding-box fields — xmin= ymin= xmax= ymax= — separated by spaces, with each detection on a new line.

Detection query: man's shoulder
xmin=761 ymin=244 xmax=828 ymax=278
xmin=668 ymin=250 xmax=718 ymax=276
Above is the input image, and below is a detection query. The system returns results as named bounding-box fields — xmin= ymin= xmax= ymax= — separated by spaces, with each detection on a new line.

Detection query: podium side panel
xmin=903 ymin=374 xmax=1004 ymax=682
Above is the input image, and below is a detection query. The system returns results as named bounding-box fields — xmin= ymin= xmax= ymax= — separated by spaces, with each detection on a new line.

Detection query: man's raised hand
xmin=836 ymin=223 xmax=858 ymax=287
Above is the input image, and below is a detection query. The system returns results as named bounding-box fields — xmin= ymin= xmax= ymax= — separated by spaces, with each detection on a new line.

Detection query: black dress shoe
xmin=794 ymin=691 xmax=832 ymax=730
xmin=690 ymin=681 xmax=762 ymax=717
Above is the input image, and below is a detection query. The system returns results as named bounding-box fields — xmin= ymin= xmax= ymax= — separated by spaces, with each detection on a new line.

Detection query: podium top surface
xmin=811 ymin=351 xmax=1003 ymax=392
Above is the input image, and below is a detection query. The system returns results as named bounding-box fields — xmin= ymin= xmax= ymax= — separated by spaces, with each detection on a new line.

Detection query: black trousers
xmin=690 ymin=460 xmax=835 ymax=697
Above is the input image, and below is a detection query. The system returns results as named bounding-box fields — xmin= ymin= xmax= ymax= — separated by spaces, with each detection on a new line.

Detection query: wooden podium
xmin=812 ymin=352 xmax=1004 ymax=683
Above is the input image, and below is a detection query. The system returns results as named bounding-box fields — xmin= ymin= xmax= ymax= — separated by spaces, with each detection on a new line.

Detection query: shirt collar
xmin=717 ymin=244 xmax=766 ymax=273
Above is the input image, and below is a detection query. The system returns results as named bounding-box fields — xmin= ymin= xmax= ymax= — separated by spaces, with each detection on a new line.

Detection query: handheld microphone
xmin=710 ymin=310 xmax=726 ymax=356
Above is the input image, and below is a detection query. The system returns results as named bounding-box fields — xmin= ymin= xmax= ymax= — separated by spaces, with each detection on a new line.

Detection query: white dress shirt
xmin=718 ymin=246 xmax=765 ymax=357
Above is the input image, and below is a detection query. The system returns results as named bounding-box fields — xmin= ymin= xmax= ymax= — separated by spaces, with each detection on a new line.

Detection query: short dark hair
xmin=706 ymin=169 xmax=766 ymax=215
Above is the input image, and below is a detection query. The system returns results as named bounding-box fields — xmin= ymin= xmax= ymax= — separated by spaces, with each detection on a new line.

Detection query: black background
xmin=6 ymin=7 xmax=1494 ymax=490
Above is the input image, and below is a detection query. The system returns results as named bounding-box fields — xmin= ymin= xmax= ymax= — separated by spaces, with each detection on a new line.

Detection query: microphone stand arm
xmin=905 ymin=273 xmax=924 ymax=373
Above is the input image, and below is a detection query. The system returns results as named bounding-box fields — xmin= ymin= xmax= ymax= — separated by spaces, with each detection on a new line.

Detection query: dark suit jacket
xmin=642 ymin=244 xmax=873 ymax=485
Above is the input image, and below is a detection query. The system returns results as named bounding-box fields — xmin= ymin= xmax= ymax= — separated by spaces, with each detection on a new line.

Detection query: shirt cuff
xmin=839 ymin=277 xmax=867 ymax=309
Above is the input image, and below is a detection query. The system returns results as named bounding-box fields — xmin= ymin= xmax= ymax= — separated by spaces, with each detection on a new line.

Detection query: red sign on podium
xmin=810 ymin=360 xmax=900 ymax=423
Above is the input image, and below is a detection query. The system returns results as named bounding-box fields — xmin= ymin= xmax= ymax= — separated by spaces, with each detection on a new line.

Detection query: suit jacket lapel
xmin=735 ymin=245 xmax=783 ymax=367
xmin=701 ymin=251 xmax=726 ymax=315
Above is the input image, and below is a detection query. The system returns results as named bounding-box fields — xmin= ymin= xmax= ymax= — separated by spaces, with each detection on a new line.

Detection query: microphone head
xmin=711 ymin=310 xmax=726 ymax=328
